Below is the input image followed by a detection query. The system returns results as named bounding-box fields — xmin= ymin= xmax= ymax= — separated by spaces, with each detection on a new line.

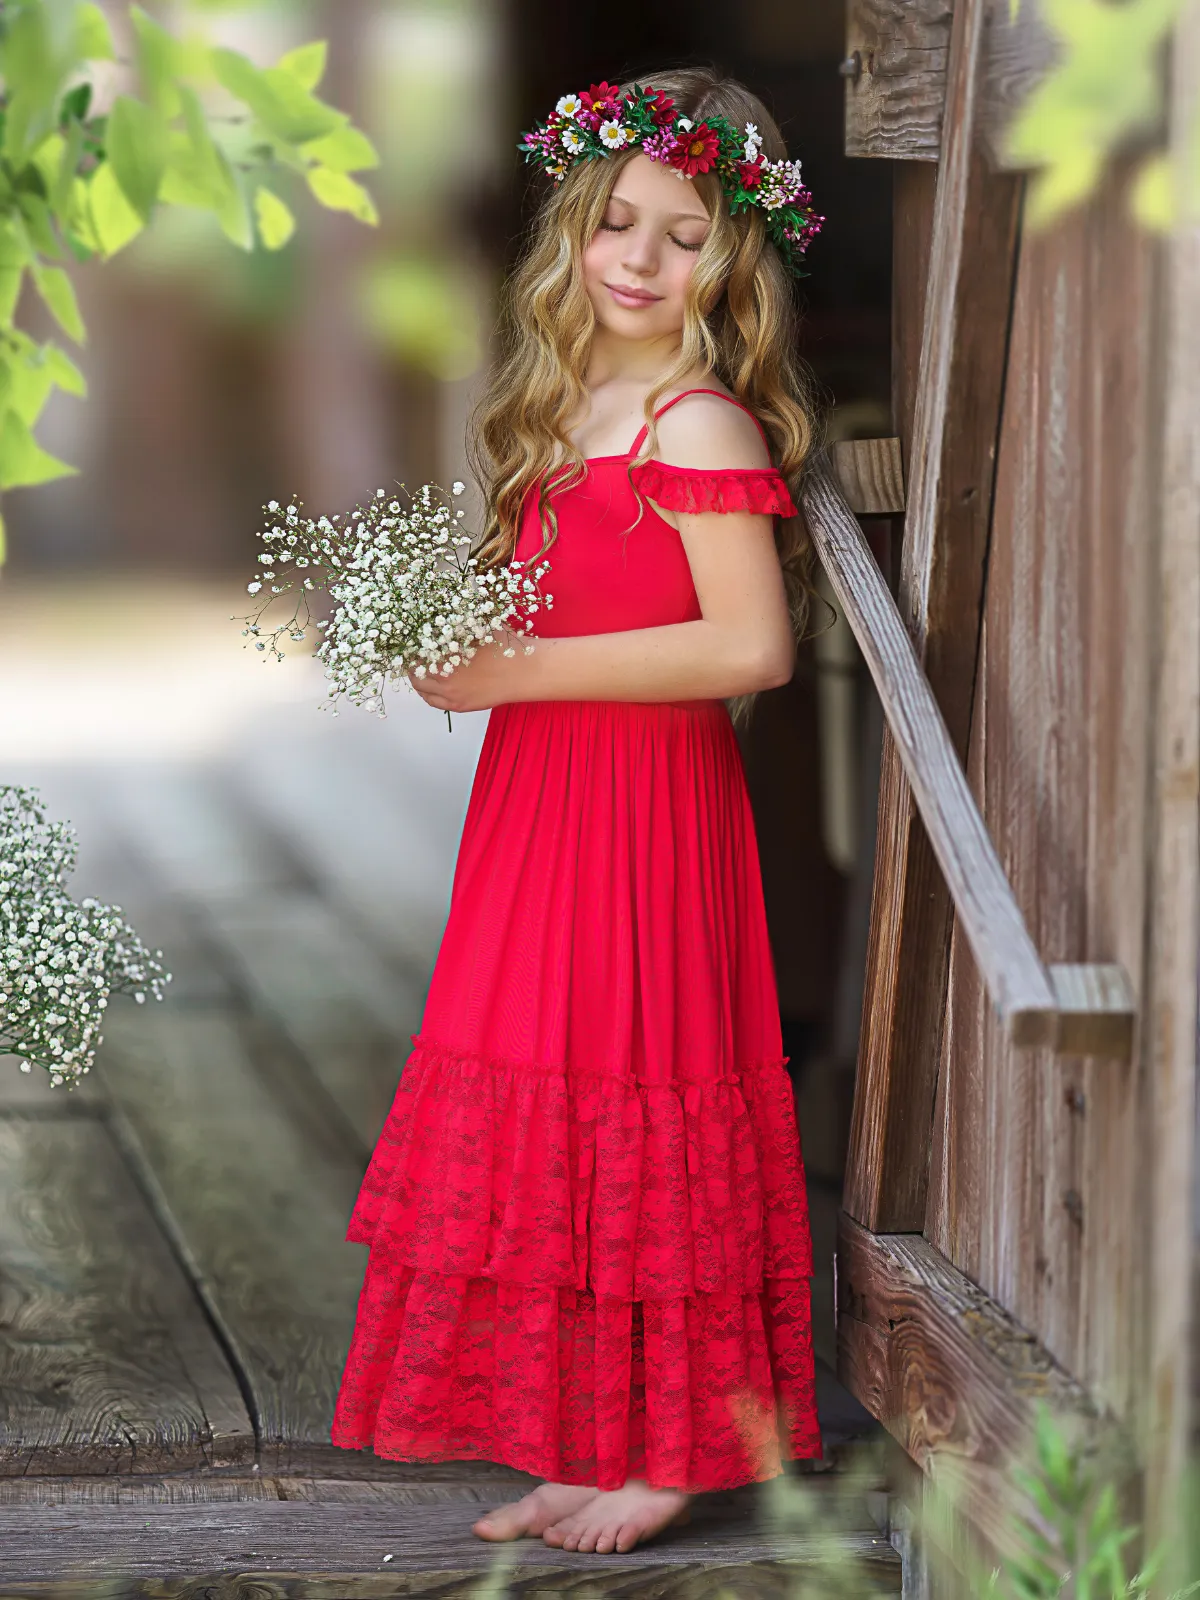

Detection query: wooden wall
xmin=924 ymin=167 xmax=1158 ymax=1424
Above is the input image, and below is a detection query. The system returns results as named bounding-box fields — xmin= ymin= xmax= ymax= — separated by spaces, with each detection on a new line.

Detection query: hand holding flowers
xmin=236 ymin=481 xmax=553 ymax=728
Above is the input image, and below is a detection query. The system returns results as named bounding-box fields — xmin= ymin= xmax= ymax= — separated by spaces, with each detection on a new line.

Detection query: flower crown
xmin=518 ymin=82 xmax=823 ymax=278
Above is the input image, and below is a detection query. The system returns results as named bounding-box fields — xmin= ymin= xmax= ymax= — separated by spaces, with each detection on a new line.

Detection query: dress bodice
xmin=513 ymin=389 xmax=797 ymax=640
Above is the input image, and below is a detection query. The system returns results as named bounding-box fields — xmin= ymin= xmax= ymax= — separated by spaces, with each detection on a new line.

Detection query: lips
xmin=607 ymin=283 xmax=662 ymax=304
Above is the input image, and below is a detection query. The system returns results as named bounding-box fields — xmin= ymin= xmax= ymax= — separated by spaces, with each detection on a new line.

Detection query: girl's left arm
xmin=412 ymin=397 xmax=797 ymax=712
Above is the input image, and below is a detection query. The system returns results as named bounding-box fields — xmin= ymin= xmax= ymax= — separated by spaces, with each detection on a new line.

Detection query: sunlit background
xmin=0 ymin=0 xmax=895 ymax=1373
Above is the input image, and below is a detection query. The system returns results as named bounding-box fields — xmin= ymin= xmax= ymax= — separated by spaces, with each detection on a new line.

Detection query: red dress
xmin=330 ymin=389 xmax=823 ymax=1491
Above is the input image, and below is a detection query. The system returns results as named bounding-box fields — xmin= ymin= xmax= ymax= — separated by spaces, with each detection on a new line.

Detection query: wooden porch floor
xmin=0 ymin=581 xmax=900 ymax=1597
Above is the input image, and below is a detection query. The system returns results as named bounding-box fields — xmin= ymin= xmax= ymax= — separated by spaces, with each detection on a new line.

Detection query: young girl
xmin=330 ymin=66 xmax=826 ymax=1557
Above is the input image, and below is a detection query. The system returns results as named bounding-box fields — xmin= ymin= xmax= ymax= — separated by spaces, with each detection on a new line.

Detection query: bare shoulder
xmin=652 ymin=390 xmax=772 ymax=472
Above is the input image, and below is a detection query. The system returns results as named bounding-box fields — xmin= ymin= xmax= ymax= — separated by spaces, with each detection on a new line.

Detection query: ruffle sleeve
xmin=630 ymin=458 xmax=798 ymax=518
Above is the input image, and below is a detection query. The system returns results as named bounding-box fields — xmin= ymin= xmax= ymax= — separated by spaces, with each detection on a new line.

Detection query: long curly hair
xmin=466 ymin=65 xmax=824 ymax=725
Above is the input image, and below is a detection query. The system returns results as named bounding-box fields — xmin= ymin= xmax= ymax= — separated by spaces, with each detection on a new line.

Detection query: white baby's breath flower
xmin=0 ymin=787 xmax=171 ymax=1088
xmin=451 ymin=481 xmax=465 ymax=495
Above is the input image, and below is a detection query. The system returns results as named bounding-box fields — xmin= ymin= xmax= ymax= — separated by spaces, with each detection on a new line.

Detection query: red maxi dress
xmin=330 ymin=388 xmax=823 ymax=1491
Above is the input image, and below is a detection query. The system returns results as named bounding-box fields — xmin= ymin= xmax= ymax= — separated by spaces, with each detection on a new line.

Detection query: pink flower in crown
xmin=641 ymin=128 xmax=679 ymax=166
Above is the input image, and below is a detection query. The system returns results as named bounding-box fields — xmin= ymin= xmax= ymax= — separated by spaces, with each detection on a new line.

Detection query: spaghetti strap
xmin=627 ymin=388 xmax=771 ymax=459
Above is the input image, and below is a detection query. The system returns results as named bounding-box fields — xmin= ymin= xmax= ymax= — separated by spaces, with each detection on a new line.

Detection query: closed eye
xmin=598 ymin=221 xmax=705 ymax=252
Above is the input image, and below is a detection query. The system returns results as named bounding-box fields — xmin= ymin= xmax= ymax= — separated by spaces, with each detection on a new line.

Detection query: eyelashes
xmin=597 ymin=220 xmax=704 ymax=252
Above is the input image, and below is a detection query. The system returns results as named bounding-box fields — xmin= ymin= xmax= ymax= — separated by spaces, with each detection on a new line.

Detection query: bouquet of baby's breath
xmin=236 ymin=481 xmax=552 ymax=727
xmin=0 ymin=787 xmax=171 ymax=1089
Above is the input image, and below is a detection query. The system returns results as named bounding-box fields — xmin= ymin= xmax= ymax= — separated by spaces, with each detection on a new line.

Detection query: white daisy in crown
xmin=555 ymin=94 xmax=584 ymax=118
xmin=561 ymin=126 xmax=586 ymax=153
xmin=598 ymin=119 xmax=628 ymax=149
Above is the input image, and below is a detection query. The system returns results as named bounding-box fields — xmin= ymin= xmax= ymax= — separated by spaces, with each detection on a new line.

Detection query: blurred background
xmin=0 ymin=0 xmax=894 ymax=1369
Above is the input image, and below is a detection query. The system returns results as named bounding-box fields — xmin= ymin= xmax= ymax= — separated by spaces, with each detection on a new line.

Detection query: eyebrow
xmin=608 ymin=193 xmax=710 ymax=224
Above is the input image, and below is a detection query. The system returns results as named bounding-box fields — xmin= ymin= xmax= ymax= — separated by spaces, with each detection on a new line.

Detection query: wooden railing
xmin=802 ymin=446 xmax=1136 ymax=1060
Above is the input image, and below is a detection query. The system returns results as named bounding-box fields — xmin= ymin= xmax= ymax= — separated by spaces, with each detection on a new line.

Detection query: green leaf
xmin=75 ymin=2 xmax=115 ymax=61
xmin=32 ymin=264 xmax=85 ymax=343
xmin=43 ymin=342 xmax=87 ymax=398
xmin=0 ymin=223 xmax=30 ymax=322
xmin=306 ymin=165 xmax=378 ymax=224
xmin=50 ymin=120 xmax=86 ymax=219
xmin=211 ymin=47 xmax=345 ymax=144
xmin=107 ymin=96 xmax=167 ymax=219
xmin=17 ymin=192 xmax=60 ymax=261
xmin=129 ymin=5 xmax=184 ymax=117
xmin=1132 ymin=153 xmax=1173 ymax=232
xmin=87 ymin=162 xmax=146 ymax=257
xmin=300 ymin=123 xmax=379 ymax=173
xmin=59 ymin=83 xmax=93 ymax=124
xmin=0 ymin=410 xmax=77 ymax=490
xmin=254 ymin=186 xmax=295 ymax=249
xmin=68 ymin=176 xmax=104 ymax=256
xmin=277 ymin=40 xmax=327 ymax=91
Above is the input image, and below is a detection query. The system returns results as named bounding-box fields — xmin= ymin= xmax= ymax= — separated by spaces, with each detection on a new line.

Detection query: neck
xmin=585 ymin=325 xmax=683 ymax=388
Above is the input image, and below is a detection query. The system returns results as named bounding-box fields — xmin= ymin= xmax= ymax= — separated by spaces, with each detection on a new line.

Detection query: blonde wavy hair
xmin=466 ymin=66 xmax=825 ymax=725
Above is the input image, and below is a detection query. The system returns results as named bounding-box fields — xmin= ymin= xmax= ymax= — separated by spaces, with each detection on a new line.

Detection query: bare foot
xmin=541 ymin=1478 xmax=691 ymax=1554
xmin=473 ymin=1481 xmax=601 ymax=1541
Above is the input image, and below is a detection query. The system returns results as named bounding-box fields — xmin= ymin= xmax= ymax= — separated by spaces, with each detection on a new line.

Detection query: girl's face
xmin=581 ymin=152 xmax=713 ymax=340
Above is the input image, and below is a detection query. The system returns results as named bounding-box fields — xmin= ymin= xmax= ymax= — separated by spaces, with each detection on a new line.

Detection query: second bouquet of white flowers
xmin=237 ymin=482 xmax=553 ymax=728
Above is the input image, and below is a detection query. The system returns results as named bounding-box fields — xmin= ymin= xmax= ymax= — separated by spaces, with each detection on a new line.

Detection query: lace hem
xmin=345 ymin=1035 xmax=815 ymax=1296
xmin=330 ymin=1270 xmax=823 ymax=1491
xmin=630 ymin=459 xmax=799 ymax=517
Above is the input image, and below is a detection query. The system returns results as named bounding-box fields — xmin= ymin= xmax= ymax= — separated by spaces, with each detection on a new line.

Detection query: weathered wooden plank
xmin=1047 ymin=964 xmax=1137 ymax=1059
xmin=228 ymin=748 xmax=463 ymax=976
xmin=801 ymin=467 xmax=1137 ymax=1058
xmin=835 ymin=1213 xmax=1130 ymax=1571
xmin=828 ymin=438 xmax=905 ymax=515
xmin=845 ymin=0 xmax=1060 ymax=168
xmin=0 ymin=1496 xmax=904 ymax=1590
xmin=1143 ymin=1 xmax=1200 ymax=1560
xmin=0 ymin=1114 xmax=253 ymax=1475
xmin=197 ymin=891 xmax=424 ymax=1153
xmin=96 ymin=1001 xmax=371 ymax=1474
xmin=844 ymin=0 xmax=952 ymax=162
xmin=925 ymin=164 xmax=1157 ymax=1416
xmin=843 ymin=0 xmax=1026 ymax=1232
xmin=0 ymin=1475 xmax=280 ymax=1504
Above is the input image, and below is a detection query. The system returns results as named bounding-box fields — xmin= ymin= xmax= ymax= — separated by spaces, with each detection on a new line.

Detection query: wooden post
xmin=843 ymin=0 xmax=1023 ymax=1231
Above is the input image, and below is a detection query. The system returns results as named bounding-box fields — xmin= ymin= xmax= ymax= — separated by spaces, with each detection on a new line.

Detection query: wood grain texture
xmin=801 ymin=467 xmax=1056 ymax=1029
xmin=979 ymin=0 xmax=1062 ymax=170
xmin=1142 ymin=1 xmax=1200 ymax=1559
xmin=845 ymin=0 xmax=1060 ymax=168
xmin=844 ymin=0 xmax=1026 ymax=1232
xmin=835 ymin=1213 xmax=1130 ymax=1569
xmin=844 ymin=0 xmax=952 ymax=161
xmin=0 ymin=1497 xmax=903 ymax=1590
xmin=828 ymin=438 xmax=906 ymax=515
xmin=925 ymin=166 xmax=1158 ymax=1422
xmin=96 ymin=1000 xmax=371 ymax=1474
xmin=0 ymin=1114 xmax=252 ymax=1475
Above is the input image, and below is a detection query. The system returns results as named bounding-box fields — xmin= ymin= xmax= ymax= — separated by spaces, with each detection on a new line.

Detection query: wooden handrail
xmin=801 ymin=457 xmax=1135 ymax=1059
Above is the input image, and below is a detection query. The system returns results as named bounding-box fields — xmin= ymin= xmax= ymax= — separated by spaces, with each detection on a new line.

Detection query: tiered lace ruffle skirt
xmin=330 ymin=697 xmax=822 ymax=1491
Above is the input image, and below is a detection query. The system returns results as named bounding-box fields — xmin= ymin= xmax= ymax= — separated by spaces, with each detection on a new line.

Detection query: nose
xmin=620 ymin=227 xmax=659 ymax=276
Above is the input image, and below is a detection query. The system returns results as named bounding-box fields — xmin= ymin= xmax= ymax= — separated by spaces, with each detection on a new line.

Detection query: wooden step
xmin=0 ymin=1475 xmax=903 ymax=1595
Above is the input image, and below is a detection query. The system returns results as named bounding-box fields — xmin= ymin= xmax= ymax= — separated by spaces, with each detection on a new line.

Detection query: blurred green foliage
xmin=1006 ymin=0 xmax=1199 ymax=232
xmin=0 ymin=0 xmax=381 ymax=558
